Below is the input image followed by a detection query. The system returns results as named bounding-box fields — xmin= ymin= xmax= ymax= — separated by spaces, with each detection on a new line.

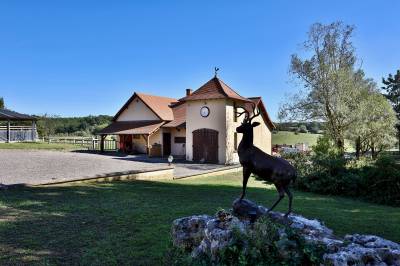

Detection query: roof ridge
xmin=180 ymin=76 xmax=251 ymax=102
xmin=135 ymin=92 xmax=178 ymax=101
xmin=215 ymin=77 xmax=250 ymax=101
xmin=213 ymin=77 xmax=231 ymax=98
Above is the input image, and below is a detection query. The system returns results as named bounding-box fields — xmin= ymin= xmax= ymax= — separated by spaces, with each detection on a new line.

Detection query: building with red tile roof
xmin=99 ymin=76 xmax=274 ymax=163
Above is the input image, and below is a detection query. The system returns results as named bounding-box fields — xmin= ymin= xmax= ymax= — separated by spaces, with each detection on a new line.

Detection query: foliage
xmin=35 ymin=115 xmax=112 ymax=137
xmin=279 ymin=22 xmax=363 ymax=153
xmin=283 ymin=136 xmax=400 ymax=206
xmin=278 ymin=22 xmax=396 ymax=157
xmin=0 ymin=97 xmax=4 ymax=109
xmin=346 ymin=82 xmax=397 ymax=158
xmin=165 ymin=217 xmax=325 ymax=266
xmin=362 ymin=155 xmax=400 ymax=205
xmin=382 ymin=69 xmax=400 ymax=150
xmin=298 ymin=124 xmax=308 ymax=133
xmin=275 ymin=122 xmax=325 ymax=134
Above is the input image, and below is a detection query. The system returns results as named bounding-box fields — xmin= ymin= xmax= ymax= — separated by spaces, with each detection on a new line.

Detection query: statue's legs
xmin=283 ymin=186 xmax=293 ymax=217
xmin=240 ymin=167 xmax=251 ymax=200
xmin=267 ymin=185 xmax=284 ymax=212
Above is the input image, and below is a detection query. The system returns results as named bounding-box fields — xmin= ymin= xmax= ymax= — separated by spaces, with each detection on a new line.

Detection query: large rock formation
xmin=171 ymin=199 xmax=400 ymax=265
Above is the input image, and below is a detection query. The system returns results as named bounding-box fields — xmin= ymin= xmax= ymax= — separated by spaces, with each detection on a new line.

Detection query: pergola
xmin=0 ymin=109 xmax=37 ymax=143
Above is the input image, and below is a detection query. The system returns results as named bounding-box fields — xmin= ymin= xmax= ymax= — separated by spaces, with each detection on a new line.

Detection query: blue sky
xmin=0 ymin=1 xmax=399 ymax=120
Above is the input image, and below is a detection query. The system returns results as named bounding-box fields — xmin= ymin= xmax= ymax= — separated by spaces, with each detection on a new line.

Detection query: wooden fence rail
xmin=41 ymin=137 xmax=118 ymax=151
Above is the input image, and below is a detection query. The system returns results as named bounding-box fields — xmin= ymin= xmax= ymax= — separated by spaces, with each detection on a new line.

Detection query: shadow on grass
xmin=0 ymin=180 xmax=399 ymax=265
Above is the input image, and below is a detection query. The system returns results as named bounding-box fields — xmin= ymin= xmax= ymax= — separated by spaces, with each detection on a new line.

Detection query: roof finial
xmin=214 ymin=67 xmax=220 ymax=77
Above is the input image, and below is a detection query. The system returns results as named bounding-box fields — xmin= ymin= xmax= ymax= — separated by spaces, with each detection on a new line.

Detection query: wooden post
xmin=31 ymin=121 xmax=36 ymax=142
xmin=141 ymin=134 xmax=150 ymax=156
xmin=92 ymin=137 xmax=95 ymax=150
xmin=147 ymin=135 xmax=150 ymax=156
xmin=100 ymin=135 xmax=106 ymax=152
xmin=6 ymin=120 xmax=10 ymax=143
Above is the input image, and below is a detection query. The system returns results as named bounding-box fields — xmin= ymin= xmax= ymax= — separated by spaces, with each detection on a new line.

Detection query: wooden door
xmin=192 ymin=128 xmax=218 ymax=163
xmin=120 ymin=135 xmax=132 ymax=153
xmin=163 ymin=133 xmax=171 ymax=156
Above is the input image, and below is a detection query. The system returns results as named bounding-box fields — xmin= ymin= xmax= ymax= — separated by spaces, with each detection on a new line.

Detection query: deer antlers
xmin=236 ymin=102 xmax=261 ymax=122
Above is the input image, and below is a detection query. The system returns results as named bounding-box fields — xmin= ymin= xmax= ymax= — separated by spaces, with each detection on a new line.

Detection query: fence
xmin=41 ymin=136 xmax=118 ymax=151
xmin=0 ymin=126 xmax=37 ymax=142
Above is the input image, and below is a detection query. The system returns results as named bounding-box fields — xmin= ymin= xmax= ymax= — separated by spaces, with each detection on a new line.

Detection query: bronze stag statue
xmin=236 ymin=104 xmax=296 ymax=216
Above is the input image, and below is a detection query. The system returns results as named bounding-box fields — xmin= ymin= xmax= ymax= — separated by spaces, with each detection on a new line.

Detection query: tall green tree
xmin=0 ymin=97 xmax=4 ymax=109
xmin=382 ymin=70 xmax=400 ymax=151
xmin=279 ymin=22 xmax=362 ymax=153
xmin=347 ymin=81 xmax=397 ymax=158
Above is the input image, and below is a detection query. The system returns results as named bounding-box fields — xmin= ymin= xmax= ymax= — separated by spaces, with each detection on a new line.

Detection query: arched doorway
xmin=192 ymin=128 xmax=218 ymax=163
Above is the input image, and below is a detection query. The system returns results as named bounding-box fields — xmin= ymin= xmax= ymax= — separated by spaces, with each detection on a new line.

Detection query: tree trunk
xmin=398 ymin=130 xmax=400 ymax=155
xmin=355 ymin=136 xmax=361 ymax=159
xmin=371 ymin=143 xmax=377 ymax=159
xmin=336 ymin=137 xmax=345 ymax=155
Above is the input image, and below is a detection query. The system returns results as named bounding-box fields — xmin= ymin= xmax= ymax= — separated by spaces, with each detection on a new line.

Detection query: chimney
xmin=186 ymin=88 xmax=192 ymax=96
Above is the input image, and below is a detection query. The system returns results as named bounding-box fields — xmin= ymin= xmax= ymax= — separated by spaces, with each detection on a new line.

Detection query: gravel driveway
xmin=0 ymin=150 xmax=228 ymax=185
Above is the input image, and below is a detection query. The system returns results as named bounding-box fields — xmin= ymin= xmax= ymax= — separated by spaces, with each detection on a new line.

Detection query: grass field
xmin=1 ymin=173 xmax=399 ymax=265
xmin=272 ymin=131 xmax=321 ymax=146
xmin=0 ymin=142 xmax=79 ymax=150
xmin=272 ymin=131 xmax=355 ymax=151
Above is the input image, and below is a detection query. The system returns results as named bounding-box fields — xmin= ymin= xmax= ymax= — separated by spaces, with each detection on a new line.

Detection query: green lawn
xmin=0 ymin=142 xmax=80 ymax=150
xmin=1 ymin=173 xmax=399 ymax=265
xmin=272 ymin=131 xmax=321 ymax=146
xmin=272 ymin=131 xmax=355 ymax=151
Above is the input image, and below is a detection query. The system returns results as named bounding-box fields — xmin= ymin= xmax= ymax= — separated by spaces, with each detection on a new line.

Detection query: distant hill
xmin=274 ymin=122 xmax=325 ymax=134
xmin=35 ymin=115 xmax=113 ymax=137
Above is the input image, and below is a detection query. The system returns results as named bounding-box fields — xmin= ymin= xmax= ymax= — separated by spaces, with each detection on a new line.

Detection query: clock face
xmin=200 ymin=106 xmax=210 ymax=117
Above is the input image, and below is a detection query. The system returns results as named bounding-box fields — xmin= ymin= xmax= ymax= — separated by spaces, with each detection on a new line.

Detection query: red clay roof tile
xmin=180 ymin=77 xmax=251 ymax=102
xmin=99 ymin=120 xmax=164 ymax=135
xmin=113 ymin=92 xmax=177 ymax=121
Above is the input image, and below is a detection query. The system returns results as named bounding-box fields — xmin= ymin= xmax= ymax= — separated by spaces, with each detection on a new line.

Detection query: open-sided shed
xmin=0 ymin=109 xmax=37 ymax=142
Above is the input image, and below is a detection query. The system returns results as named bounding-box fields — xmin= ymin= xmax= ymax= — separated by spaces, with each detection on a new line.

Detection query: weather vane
xmin=214 ymin=67 xmax=220 ymax=77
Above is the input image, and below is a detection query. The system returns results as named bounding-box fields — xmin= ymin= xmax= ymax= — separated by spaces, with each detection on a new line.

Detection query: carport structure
xmin=99 ymin=120 xmax=164 ymax=154
xmin=0 ymin=109 xmax=37 ymax=142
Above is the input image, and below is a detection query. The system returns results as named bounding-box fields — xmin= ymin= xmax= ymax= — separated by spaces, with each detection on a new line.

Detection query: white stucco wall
xmin=226 ymin=102 xmax=272 ymax=164
xmin=253 ymin=114 xmax=272 ymax=154
xmin=158 ymin=127 xmax=185 ymax=157
xmin=116 ymin=98 xmax=159 ymax=121
xmin=185 ymin=99 xmax=227 ymax=164
xmin=225 ymin=100 xmax=237 ymax=164
xmin=149 ymin=130 xmax=162 ymax=147
xmin=170 ymin=128 xmax=186 ymax=156
xmin=133 ymin=135 xmax=147 ymax=153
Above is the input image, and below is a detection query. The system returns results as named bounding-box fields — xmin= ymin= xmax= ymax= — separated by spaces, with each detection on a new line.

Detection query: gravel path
xmin=0 ymin=150 xmax=228 ymax=185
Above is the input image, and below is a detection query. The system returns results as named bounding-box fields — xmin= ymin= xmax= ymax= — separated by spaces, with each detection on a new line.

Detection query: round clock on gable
xmin=200 ymin=106 xmax=210 ymax=117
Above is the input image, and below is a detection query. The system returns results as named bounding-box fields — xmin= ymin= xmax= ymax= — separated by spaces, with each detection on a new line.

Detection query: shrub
xmin=361 ymin=155 xmax=400 ymax=205
xmin=283 ymin=135 xmax=400 ymax=206
xmin=299 ymin=125 xmax=308 ymax=133
xmin=164 ymin=217 xmax=325 ymax=266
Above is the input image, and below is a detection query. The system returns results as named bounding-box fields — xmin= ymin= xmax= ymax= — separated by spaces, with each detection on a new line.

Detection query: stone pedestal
xmin=172 ymin=198 xmax=400 ymax=265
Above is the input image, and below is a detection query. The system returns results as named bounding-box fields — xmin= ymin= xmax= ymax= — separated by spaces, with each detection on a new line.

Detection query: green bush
xmin=164 ymin=217 xmax=325 ymax=266
xmin=362 ymin=155 xmax=400 ymax=205
xmin=284 ymin=135 xmax=400 ymax=206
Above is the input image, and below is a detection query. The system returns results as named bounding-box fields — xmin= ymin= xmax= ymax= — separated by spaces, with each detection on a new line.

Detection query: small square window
xmin=174 ymin=137 xmax=186 ymax=143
